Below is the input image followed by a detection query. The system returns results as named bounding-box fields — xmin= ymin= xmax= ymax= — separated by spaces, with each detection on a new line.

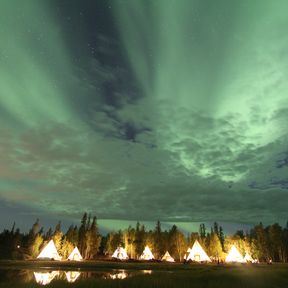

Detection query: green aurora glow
xmin=0 ymin=1 xmax=77 ymax=128
xmin=113 ymin=0 xmax=288 ymax=182
xmin=0 ymin=0 xmax=288 ymax=229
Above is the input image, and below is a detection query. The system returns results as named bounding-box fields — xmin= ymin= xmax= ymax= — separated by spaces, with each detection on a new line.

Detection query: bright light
xmin=244 ymin=252 xmax=258 ymax=263
xmin=225 ymin=245 xmax=245 ymax=263
xmin=109 ymin=270 xmax=128 ymax=280
xmin=112 ymin=247 xmax=129 ymax=260
xmin=65 ymin=271 xmax=81 ymax=283
xmin=37 ymin=240 xmax=62 ymax=260
xmin=67 ymin=247 xmax=83 ymax=261
xmin=34 ymin=271 xmax=59 ymax=285
xmin=161 ymin=251 xmax=175 ymax=262
xmin=140 ymin=246 xmax=154 ymax=260
xmin=186 ymin=240 xmax=211 ymax=262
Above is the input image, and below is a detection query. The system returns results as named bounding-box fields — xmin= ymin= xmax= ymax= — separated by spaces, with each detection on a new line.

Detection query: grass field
xmin=0 ymin=261 xmax=288 ymax=287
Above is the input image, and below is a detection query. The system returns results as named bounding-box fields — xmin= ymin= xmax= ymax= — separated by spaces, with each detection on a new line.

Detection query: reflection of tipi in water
xmin=161 ymin=251 xmax=175 ymax=262
xmin=225 ymin=245 xmax=245 ymax=263
xmin=34 ymin=271 xmax=59 ymax=285
xmin=186 ymin=240 xmax=211 ymax=262
xmin=109 ymin=270 xmax=128 ymax=279
xmin=65 ymin=271 xmax=81 ymax=283
xmin=140 ymin=246 xmax=154 ymax=260
xmin=112 ymin=247 xmax=129 ymax=260
xmin=37 ymin=240 xmax=61 ymax=260
xmin=67 ymin=247 xmax=82 ymax=261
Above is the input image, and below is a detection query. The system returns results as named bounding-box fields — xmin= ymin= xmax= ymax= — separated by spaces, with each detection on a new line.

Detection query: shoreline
xmin=0 ymin=259 xmax=286 ymax=271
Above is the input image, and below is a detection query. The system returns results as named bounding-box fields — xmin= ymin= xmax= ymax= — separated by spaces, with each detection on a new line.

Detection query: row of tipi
xmin=112 ymin=240 xmax=256 ymax=263
xmin=37 ymin=240 xmax=82 ymax=261
xmin=37 ymin=239 xmax=255 ymax=263
xmin=183 ymin=241 xmax=256 ymax=263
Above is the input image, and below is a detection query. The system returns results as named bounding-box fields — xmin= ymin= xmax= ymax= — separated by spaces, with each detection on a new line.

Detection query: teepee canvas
xmin=140 ymin=246 xmax=154 ymax=260
xmin=34 ymin=271 xmax=59 ymax=285
xmin=161 ymin=251 xmax=175 ymax=262
xmin=37 ymin=240 xmax=61 ymax=260
xmin=68 ymin=247 xmax=82 ymax=261
xmin=226 ymin=245 xmax=245 ymax=263
xmin=244 ymin=252 xmax=254 ymax=263
xmin=112 ymin=247 xmax=129 ymax=260
xmin=186 ymin=240 xmax=211 ymax=262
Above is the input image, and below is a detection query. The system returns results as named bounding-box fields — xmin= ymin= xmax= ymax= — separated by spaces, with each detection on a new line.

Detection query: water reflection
xmin=107 ymin=270 xmax=128 ymax=279
xmin=65 ymin=271 xmax=81 ymax=283
xmin=31 ymin=269 xmax=152 ymax=285
xmin=34 ymin=271 xmax=60 ymax=285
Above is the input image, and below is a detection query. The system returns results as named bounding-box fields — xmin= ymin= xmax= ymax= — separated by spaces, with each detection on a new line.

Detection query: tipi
xmin=225 ymin=245 xmax=245 ymax=263
xmin=65 ymin=271 xmax=81 ymax=283
xmin=112 ymin=247 xmax=129 ymax=260
xmin=37 ymin=240 xmax=61 ymax=260
xmin=244 ymin=252 xmax=255 ymax=263
xmin=161 ymin=251 xmax=175 ymax=262
xmin=140 ymin=246 xmax=154 ymax=260
xmin=186 ymin=240 xmax=211 ymax=262
xmin=34 ymin=271 xmax=59 ymax=285
xmin=68 ymin=247 xmax=82 ymax=261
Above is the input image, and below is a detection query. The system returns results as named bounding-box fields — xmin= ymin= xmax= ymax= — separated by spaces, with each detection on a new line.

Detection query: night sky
xmin=0 ymin=0 xmax=288 ymax=232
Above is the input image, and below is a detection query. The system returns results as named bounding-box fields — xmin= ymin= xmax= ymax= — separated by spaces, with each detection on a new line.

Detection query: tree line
xmin=0 ymin=214 xmax=288 ymax=262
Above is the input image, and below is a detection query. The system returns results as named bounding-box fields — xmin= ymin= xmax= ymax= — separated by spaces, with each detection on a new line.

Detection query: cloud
xmin=1 ymin=0 xmax=288 ymax=228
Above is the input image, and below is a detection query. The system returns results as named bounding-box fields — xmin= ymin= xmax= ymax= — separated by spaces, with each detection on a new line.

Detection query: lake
xmin=0 ymin=261 xmax=288 ymax=287
xmin=0 ymin=268 xmax=153 ymax=285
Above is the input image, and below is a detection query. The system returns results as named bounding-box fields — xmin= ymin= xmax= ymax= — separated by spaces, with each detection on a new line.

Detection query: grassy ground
xmin=0 ymin=261 xmax=288 ymax=287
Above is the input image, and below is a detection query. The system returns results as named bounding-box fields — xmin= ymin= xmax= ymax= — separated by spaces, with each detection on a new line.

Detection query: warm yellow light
xmin=140 ymin=246 xmax=154 ymax=260
xmin=37 ymin=240 xmax=61 ymax=260
xmin=34 ymin=271 xmax=59 ymax=285
xmin=67 ymin=247 xmax=82 ymax=261
xmin=112 ymin=247 xmax=129 ymax=260
xmin=186 ymin=240 xmax=211 ymax=262
xmin=65 ymin=271 xmax=81 ymax=283
xmin=225 ymin=245 xmax=245 ymax=263
xmin=161 ymin=251 xmax=175 ymax=262
xmin=109 ymin=270 xmax=128 ymax=279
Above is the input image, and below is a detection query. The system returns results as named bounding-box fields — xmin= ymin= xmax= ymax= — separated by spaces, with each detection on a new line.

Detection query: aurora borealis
xmin=0 ymin=0 xmax=288 ymax=231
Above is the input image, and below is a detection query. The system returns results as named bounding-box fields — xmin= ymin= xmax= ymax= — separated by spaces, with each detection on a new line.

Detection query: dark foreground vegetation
xmin=1 ymin=213 xmax=288 ymax=262
xmin=0 ymin=263 xmax=288 ymax=288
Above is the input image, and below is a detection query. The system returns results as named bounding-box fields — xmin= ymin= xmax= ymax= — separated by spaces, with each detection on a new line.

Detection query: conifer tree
xmin=52 ymin=221 xmax=63 ymax=252
xmin=78 ymin=213 xmax=88 ymax=257
xmin=153 ymin=220 xmax=164 ymax=259
xmin=86 ymin=216 xmax=101 ymax=259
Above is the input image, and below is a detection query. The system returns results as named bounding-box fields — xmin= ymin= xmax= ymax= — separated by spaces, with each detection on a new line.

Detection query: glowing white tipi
xmin=68 ymin=247 xmax=82 ymax=261
xmin=186 ymin=240 xmax=211 ymax=262
xmin=112 ymin=247 xmax=129 ymax=260
xmin=225 ymin=245 xmax=245 ymax=263
xmin=37 ymin=240 xmax=61 ymax=260
xmin=34 ymin=271 xmax=59 ymax=285
xmin=244 ymin=252 xmax=255 ymax=263
xmin=161 ymin=251 xmax=175 ymax=262
xmin=140 ymin=246 xmax=154 ymax=260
